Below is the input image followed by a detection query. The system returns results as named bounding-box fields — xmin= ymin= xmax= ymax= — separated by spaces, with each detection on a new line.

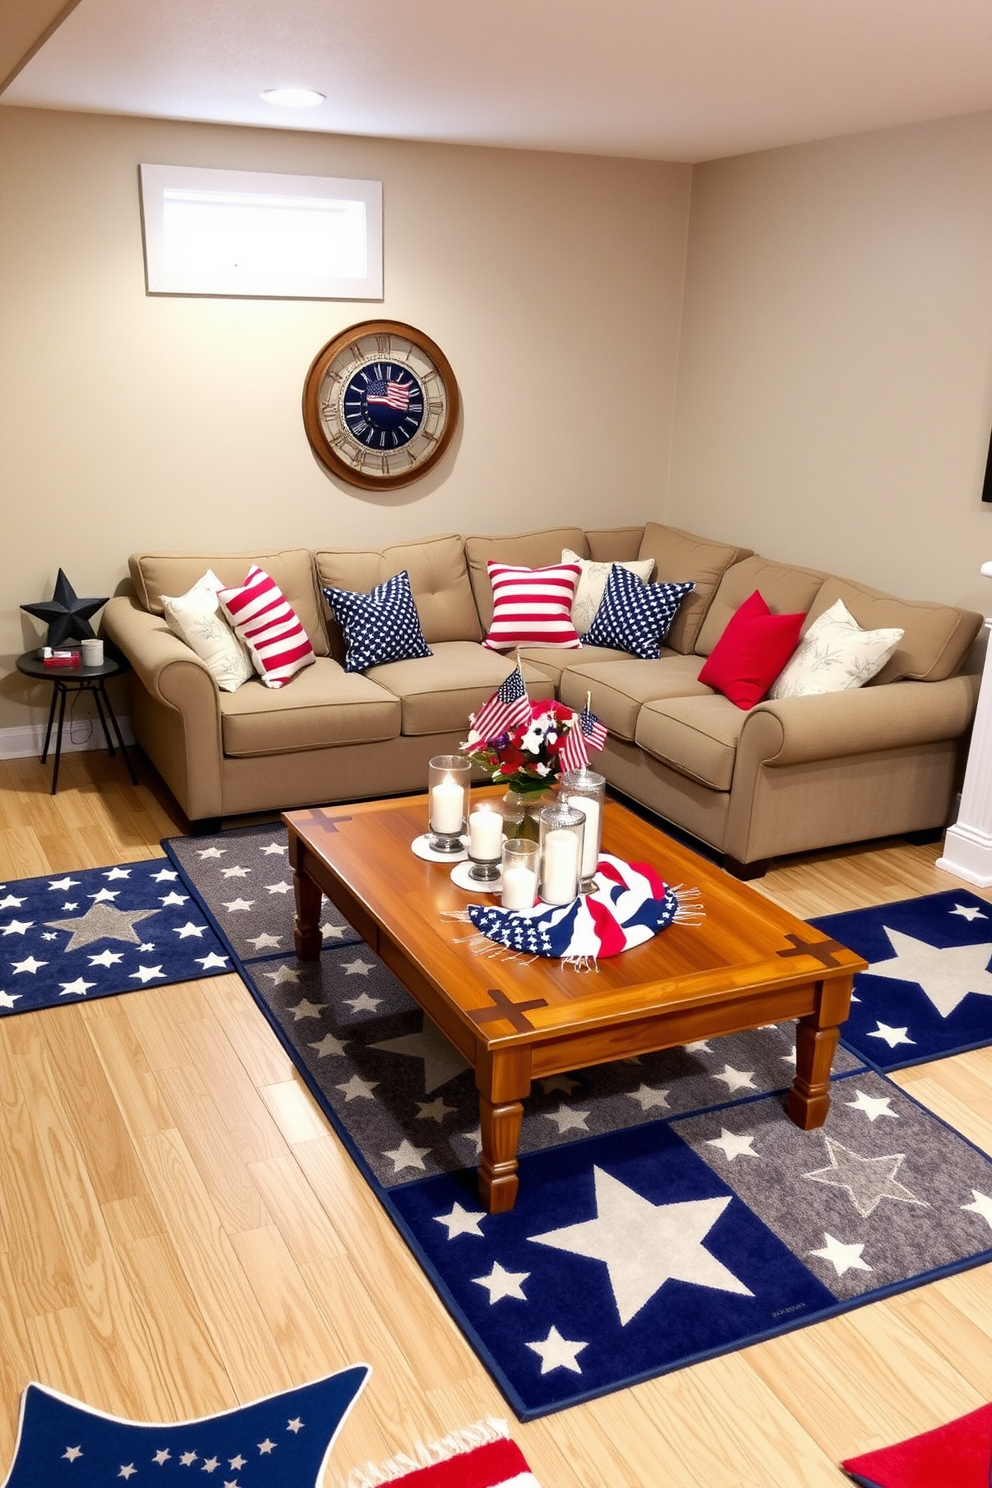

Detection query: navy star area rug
xmin=154 ymin=828 xmax=992 ymax=1419
xmin=0 ymin=862 xmax=232 ymax=1017
xmin=388 ymin=1072 xmax=992 ymax=1417
xmin=813 ymin=888 xmax=992 ymax=1072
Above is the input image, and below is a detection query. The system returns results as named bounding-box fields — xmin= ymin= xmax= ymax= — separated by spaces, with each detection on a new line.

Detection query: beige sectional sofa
xmin=102 ymin=523 xmax=983 ymax=876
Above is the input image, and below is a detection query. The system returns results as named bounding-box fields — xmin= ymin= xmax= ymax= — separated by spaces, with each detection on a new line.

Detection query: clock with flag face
xmin=302 ymin=320 xmax=459 ymax=490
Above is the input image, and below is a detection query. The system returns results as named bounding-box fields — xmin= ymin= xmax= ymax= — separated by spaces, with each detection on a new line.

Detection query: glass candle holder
xmin=427 ymin=755 xmax=471 ymax=853
xmin=501 ymin=838 xmax=539 ymax=909
xmin=560 ymin=767 xmax=606 ymax=892
xmin=467 ymin=800 xmax=503 ymax=882
xmin=538 ymin=801 xmax=585 ymax=905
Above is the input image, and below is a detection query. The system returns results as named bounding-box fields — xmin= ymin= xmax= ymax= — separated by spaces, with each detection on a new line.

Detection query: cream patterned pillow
xmin=769 ymin=598 xmax=904 ymax=699
xmin=562 ymin=548 xmax=656 ymax=636
xmin=161 ymin=570 xmax=254 ymax=692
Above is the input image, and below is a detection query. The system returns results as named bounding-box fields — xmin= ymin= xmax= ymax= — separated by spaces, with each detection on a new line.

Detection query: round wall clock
xmin=302 ymin=320 xmax=459 ymax=490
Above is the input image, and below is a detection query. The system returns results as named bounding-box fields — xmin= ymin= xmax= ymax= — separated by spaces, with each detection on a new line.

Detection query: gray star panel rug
xmin=162 ymin=825 xmax=992 ymax=1419
xmin=164 ymin=823 xmax=362 ymax=962
xmin=0 ymin=862 xmax=232 ymax=1016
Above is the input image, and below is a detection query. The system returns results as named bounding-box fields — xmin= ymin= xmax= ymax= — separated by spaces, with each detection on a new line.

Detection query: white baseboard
xmin=0 ymin=716 xmax=135 ymax=761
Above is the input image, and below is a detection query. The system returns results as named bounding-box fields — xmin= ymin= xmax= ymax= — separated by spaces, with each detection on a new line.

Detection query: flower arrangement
xmin=462 ymin=699 xmax=579 ymax=796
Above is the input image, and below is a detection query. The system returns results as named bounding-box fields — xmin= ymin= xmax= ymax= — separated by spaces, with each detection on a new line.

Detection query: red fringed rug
xmin=345 ymin=1419 xmax=540 ymax=1487
xmin=842 ymin=1401 xmax=992 ymax=1487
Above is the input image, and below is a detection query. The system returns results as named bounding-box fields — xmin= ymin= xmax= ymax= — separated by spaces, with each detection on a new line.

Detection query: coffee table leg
xmin=787 ymin=976 xmax=853 ymax=1129
xmin=479 ymin=1096 xmax=525 ymax=1213
xmin=291 ymin=860 xmax=324 ymax=960
xmin=476 ymin=1047 xmax=531 ymax=1213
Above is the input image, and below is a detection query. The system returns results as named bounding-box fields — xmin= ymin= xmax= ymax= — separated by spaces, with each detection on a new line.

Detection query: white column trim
xmin=937 ymin=604 xmax=992 ymax=885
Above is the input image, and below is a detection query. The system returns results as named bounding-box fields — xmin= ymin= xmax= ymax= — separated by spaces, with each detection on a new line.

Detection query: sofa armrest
xmin=737 ymin=674 xmax=980 ymax=771
xmin=104 ymin=596 xmax=216 ymax=700
xmin=103 ymin=597 xmax=225 ymax=819
xmin=720 ymin=674 xmax=980 ymax=869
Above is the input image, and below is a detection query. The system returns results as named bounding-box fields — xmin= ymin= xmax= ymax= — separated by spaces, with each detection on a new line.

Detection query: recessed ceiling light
xmin=261 ymin=88 xmax=326 ymax=108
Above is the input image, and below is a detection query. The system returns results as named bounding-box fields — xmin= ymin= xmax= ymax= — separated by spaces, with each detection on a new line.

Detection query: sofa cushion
xmin=482 ymin=560 xmax=582 ymax=651
xmin=803 ymin=576 xmax=982 ymax=684
xmin=314 ymin=534 xmax=481 ymax=653
xmin=128 ymin=548 xmax=329 ymax=656
xmin=559 ymin=653 xmax=712 ymax=742
xmin=323 ymin=570 xmax=433 ymax=673
xmin=585 ymin=527 xmax=646 ymax=562
xmin=636 ymin=523 xmax=753 ymax=656
xmin=464 ymin=528 xmax=589 ymax=629
xmin=218 ymin=657 xmax=400 ymax=757
xmin=635 ymin=695 xmax=747 ymax=792
xmin=698 ymin=590 xmax=806 ymax=709
xmin=584 ymin=567 xmax=694 ymax=658
xmin=516 ymin=642 xmax=632 ymax=688
xmin=367 ymin=642 xmax=556 ymax=736
xmin=695 ymin=555 xmax=825 ymax=657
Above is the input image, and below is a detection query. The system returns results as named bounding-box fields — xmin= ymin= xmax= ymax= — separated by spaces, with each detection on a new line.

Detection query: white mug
xmin=81 ymin=638 xmax=104 ymax=667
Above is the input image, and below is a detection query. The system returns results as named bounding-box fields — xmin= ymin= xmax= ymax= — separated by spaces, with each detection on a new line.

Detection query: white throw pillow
xmin=562 ymin=548 xmax=656 ymax=636
xmin=161 ymin=569 xmax=254 ymax=693
xmin=769 ymin=598 xmax=904 ymax=699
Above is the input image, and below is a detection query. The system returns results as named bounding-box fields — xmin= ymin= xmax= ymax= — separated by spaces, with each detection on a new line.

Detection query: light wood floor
xmin=2 ymin=749 xmax=992 ymax=1486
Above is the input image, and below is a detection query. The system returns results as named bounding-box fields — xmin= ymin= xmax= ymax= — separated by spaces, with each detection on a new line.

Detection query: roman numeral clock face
xmin=302 ymin=320 xmax=459 ymax=490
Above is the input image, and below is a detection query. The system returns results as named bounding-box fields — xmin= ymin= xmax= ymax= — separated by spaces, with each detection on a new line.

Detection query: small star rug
xmin=154 ymin=828 xmax=992 ymax=1420
xmin=812 ymin=888 xmax=992 ymax=1072
xmin=0 ymin=861 xmax=233 ymax=1017
xmin=1 ymin=1367 xmax=369 ymax=1487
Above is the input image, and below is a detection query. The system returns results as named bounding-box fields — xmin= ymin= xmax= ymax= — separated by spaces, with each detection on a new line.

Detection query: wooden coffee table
xmin=285 ymin=792 xmax=866 ymax=1213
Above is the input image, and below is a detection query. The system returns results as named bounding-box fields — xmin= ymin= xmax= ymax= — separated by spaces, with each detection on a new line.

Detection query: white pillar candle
xmin=565 ymin=794 xmax=602 ymax=879
xmin=469 ymin=805 xmax=503 ymax=860
xmin=541 ymin=828 xmax=580 ymax=904
xmin=502 ymin=864 xmax=538 ymax=910
xmin=430 ymin=776 xmax=465 ymax=834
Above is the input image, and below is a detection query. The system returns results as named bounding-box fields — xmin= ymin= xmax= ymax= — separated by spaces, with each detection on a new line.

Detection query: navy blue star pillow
xmin=584 ymin=565 xmax=694 ymax=659
xmin=324 ymin=569 xmax=433 ymax=673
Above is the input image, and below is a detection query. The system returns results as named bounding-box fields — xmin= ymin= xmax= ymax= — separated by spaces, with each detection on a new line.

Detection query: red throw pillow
xmin=697 ymin=590 xmax=805 ymax=709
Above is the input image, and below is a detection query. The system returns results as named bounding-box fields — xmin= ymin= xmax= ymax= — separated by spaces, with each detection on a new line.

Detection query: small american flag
xmin=470 ymin=662 xmax=530 ymax=742
xmin=579 ymin=700 xmax=608 ymax=752
xmin=366 ymin=377 xmax=411 ymax=411
xmin=559 ymin=720 xmax=589 ymax=773
xmin=560 ymin=700 xmax=607 ymax=773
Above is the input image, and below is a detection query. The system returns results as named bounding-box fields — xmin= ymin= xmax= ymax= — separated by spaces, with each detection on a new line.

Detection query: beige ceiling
xmin=5 ymin=0 xmax=992 ymax=163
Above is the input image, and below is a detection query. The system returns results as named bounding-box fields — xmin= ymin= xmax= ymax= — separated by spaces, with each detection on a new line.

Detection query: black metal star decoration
xmin=21 ymin=569 xmax=108 ymax=646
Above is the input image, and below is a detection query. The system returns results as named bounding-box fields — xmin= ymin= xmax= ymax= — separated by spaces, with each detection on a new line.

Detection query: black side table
xmin=16 ymin=648 xmax=139 ymax=794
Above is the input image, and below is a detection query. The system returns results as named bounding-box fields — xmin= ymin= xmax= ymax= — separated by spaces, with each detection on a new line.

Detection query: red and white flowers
xmin=463 ymin=698 xmax=581 ymax=795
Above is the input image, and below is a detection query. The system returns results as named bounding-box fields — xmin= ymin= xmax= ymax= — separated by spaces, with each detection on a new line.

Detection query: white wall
xmin=669 ymin=110 xmax=992 ymax=618
xmin=0 ymin=106 xmax=691 ymax=730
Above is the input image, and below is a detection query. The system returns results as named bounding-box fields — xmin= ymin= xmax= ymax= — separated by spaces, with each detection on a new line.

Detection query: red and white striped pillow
xmin=483 ymin=560 xmax=582 ymax=651
xmin=217 ymin=566 xmax=315 ymax=689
